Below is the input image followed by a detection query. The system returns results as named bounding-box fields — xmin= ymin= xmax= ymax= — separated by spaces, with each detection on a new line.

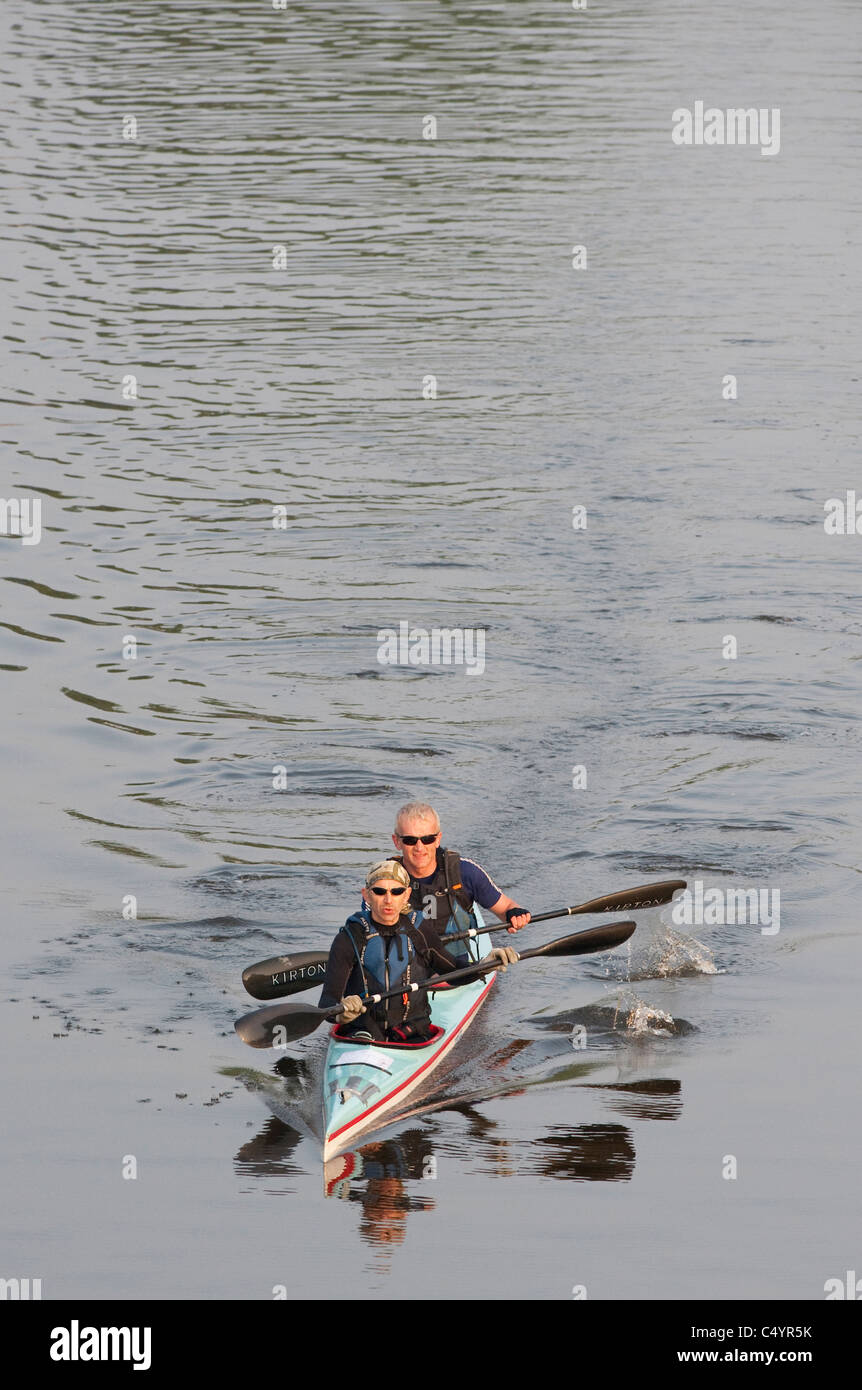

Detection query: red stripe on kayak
xmin=326 ymin=977 xmax=494 ymax=1148
xmin=324 ymin=1150 xmax=357 ymax=1198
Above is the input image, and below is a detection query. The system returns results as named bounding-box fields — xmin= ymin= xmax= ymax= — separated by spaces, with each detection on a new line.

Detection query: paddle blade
xmin=242 ymin=951 xmax=330 ymax=1000
xmin=524 ymin=920 xmax=637 ymax=960
xmin=569 ymin=880 xmax=687 ymax=916
xmin=529 ymin=880 xmax=687 ymax=925
xmin=235 ymin=1000 xmax=330 ymax=1049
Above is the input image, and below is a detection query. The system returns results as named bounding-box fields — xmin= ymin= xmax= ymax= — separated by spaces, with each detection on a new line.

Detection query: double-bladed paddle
xmin=241 ymin=879 xmax=685 ymax=1000
xmin=234 ymin=917 xmax=637 ymax=1048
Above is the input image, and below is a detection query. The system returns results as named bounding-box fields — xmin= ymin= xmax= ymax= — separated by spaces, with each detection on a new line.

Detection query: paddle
xmin=241 ymin=951 xmax=329 ymax=1000
xmin=527 ymin=879 xmax=687 ymax=923
xmin=234 ymin=918 xmax=637 ymax=1049
xmin=241 ymin=879 xmax=685 ymax=1000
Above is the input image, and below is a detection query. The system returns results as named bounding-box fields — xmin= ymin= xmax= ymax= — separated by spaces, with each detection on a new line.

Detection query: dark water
xmin=2 ymin=0 xmax=861 ymax=1299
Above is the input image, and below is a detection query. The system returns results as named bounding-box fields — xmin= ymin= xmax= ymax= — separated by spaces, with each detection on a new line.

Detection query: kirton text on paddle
xmin=671 ymin=881 xmax=780 ymax=935
xmin=271 ymin=961 xmax=326 ymax=989
xmin=377 ymin=622 xmax=486 ymax=676
xmin=671 ymin=102 xmax=780 ymax=156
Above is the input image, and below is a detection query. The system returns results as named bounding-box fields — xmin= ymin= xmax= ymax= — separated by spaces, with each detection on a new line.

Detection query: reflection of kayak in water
xmin=322 ymin=908 xmax=494 ymax=1161
xmin=324 ymin=1127 xmax=439 ymax=1199
xmin=324 ymin=1148 xmax=366 ymax=1198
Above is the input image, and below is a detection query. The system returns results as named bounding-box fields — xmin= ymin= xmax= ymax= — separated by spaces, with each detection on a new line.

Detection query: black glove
xmin=506 ymin=907 xmax=529 ymax=924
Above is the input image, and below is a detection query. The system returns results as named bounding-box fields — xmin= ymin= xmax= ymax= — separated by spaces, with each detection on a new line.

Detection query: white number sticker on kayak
xmin=330 ymin=1048 xmax=393 ymax=1073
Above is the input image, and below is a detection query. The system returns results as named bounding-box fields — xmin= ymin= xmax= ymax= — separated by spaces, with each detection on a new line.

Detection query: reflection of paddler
xmin=324 ymin=1138 xmax=435 ymax=1243
xmin=359 ymin=1177 xmax=414 ymax=1247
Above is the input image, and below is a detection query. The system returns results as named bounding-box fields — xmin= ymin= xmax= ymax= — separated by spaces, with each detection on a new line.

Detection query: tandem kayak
xmin=321 ymin=906 xmax=495 ymax=1161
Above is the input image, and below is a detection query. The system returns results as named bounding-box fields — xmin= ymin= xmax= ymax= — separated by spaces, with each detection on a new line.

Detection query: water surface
xmin=2 ymin=0 xmax=861 ymax=1300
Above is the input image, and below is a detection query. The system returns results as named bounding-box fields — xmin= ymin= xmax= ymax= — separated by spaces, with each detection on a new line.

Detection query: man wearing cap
xmin=390 ymin=801 xmax=531 ymax=948
xmin=319 ymin=859 xmax=516 ymax=1042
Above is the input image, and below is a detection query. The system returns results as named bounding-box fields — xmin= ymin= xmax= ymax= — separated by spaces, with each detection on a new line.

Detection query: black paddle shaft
xmin=440 ymin=880 xmax=686 ymax=946
xmin=241 ymin=880 xmax=685 ymax=999
xmin=317 ymin=918 xmax=637 ymax=1014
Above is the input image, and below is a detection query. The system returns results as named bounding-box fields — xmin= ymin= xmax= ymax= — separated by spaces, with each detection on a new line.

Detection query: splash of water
xmin=633 ymin=924 xmax=718 ymax=980
xmin=612 ymin=990 xmax=677 ymax=1037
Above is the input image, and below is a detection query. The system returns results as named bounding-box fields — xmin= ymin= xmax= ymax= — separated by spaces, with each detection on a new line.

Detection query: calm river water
xmin=1 ymin=0 xmax=860 ymax=1300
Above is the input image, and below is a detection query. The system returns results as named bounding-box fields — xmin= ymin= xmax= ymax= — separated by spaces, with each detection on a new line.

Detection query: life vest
xmin=398 ymin=847 xmax=476 ymax=960
xmin=340 ymin=908 xmax=433 ymax=1035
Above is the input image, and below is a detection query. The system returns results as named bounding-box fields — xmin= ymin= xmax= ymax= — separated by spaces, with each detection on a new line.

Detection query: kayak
xmin=321 ymin=906 xmax=495 ymax=1161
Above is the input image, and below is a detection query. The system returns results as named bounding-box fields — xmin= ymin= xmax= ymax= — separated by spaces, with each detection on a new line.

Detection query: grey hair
xmin=394 ymin=802 xmax=440 ymax=833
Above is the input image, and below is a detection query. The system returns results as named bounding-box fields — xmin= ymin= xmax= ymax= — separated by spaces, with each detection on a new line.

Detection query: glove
xmin=505 ymin=907 xmax=531 ymax=932
xmin=336 ymin=994 xmax=365 ymax=1023
xmin=482 ymin=946 xmax=519 ymax=972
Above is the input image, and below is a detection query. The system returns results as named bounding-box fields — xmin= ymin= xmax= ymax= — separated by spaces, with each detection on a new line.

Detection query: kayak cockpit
xmin=329 ymin=1023 xmax=445 ymax=1049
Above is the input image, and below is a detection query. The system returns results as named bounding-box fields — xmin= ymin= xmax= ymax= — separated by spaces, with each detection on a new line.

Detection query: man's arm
xmin=417 ymin=921 xmax=519 ymax=978
xmin=318 ymin=932 xmax=356 ymax=1009
xmin=458 ymin=859 xmax=531 ymax=934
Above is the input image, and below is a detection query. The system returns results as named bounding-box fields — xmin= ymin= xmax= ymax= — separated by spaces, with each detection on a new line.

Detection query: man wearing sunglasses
xmin=319 ymin=859 xmax=516 ymax=1042
xmin=391 ymin=801 xmax=531 ymax=942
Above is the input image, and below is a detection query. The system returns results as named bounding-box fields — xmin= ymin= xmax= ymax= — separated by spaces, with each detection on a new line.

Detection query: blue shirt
xmin=412 ymin=856 xmax=502 ymax=911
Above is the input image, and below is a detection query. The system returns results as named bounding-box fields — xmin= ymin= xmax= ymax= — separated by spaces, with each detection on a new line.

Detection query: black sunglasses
xmin=398 ymin=833 xmax=438 ymax=845
xmin=370 ymin=885 xmax=408 ymax=897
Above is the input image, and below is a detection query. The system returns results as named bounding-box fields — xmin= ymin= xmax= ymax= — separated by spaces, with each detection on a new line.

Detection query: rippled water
xmin=2 ymin=0 xmax=861 ymax=1299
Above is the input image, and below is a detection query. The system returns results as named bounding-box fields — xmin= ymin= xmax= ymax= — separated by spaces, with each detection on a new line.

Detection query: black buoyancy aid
xmin=398 ymin=848 xmax=477 ymax=962
xmin=400 ymin=848 xmax=474 ymax=934
xmin=340 ymin=908 xmax=432 ymax=1033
